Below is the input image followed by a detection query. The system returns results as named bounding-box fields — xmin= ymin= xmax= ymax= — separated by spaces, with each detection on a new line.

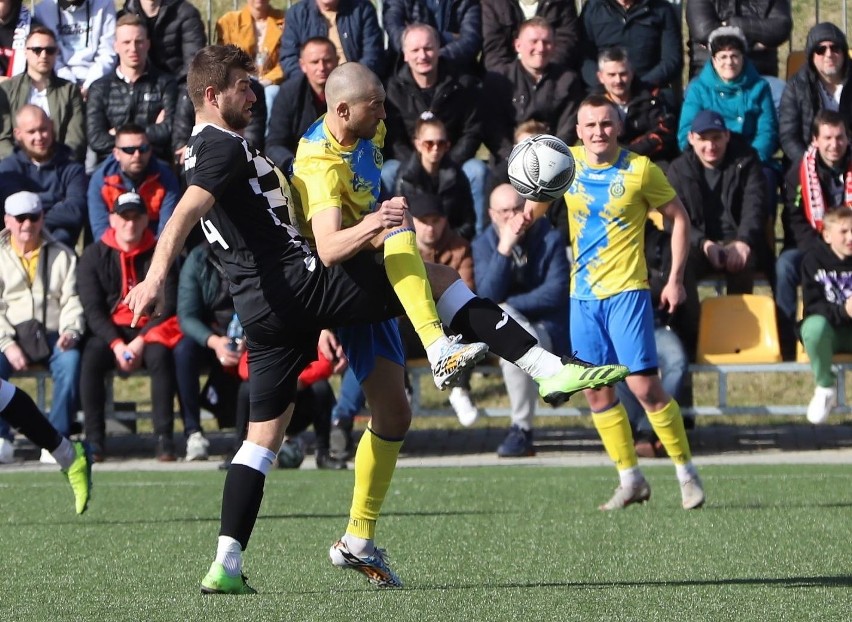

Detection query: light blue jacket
xmin=677 ymin=59 xmax=778 ymax=163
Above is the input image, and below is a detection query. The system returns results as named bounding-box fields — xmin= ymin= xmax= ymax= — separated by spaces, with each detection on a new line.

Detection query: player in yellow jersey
xmin=517 ymin=94 xmax=706 ymax=511
xmin=291 ymin=64 xmax=631 ymax=587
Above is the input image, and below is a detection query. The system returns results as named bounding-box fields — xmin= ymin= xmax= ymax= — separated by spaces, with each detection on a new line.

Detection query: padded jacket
xmin=121 ymin=0 xmax=206 ymax=83
xmin=279 ymin=0 xmax=384 ymax=81
xmin=384 ymin=61 xmax=483 ymax=164
xmin=667 ymin=133 xmax=766 ymax=251
xmin=481 ymin=0 xmax=579 ymax=72
xmin=383 ymin=0 xmax=481 ymax=72
xmin=85 ymin=66 xmax=178 ymax=161
xmin=579 ymin=0 xmax=682 ymax=89
xmin=686 ymin=0 xmax=792 ymax=78
xmin=266 ymin=76 xmax=325 ymax=174
xmin=778 ymin=22 xmax=852 ymax=163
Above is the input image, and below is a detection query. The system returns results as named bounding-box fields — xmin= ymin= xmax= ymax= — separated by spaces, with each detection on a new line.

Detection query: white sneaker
xmin=807 ymin=386 xmax=836 ymax=425
xmin=39 ymin=448 xmax=57 ymax=464
xmin=185 ymin=431 xmax=210 ymax=461
xmin=0 ymin=437 xmax=14 ymax=464
xmin=448 ymin=386 xmax=479 ymax=426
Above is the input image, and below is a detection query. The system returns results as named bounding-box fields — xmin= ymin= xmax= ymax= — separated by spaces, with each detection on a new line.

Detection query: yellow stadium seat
xmin=697 ymin=294 xmax=782 ymax=364
xmin=786 ymin=50 xmax=806 ymax=80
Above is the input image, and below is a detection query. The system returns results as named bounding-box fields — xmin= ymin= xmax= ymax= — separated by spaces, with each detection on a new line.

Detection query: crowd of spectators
xmin=2 ymin=0 xmax=851 ymax=461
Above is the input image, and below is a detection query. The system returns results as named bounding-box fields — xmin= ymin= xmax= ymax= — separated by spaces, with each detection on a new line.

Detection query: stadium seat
xmin=697 ymin=294 xmax=782 ymax=364
xmin=786 ymin=50 xmax=805 ymax=79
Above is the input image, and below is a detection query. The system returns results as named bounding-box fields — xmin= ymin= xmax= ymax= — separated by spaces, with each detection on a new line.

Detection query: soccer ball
xmin=507 ymin=134 xmax=575 ymax=201
xmin=276 ymin=437 xmax=305 ymax=469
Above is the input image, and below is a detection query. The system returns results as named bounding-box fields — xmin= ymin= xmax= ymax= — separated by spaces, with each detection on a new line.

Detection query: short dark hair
xmin=114 ymin=123 xmax=149 ymax=140
xmin=26 ymin=25 xmax=57 ymax=43
xmin=300 ymin=36 xmax=335 ymax=56
xmin=597 ymin=46 xmax=631 ymax=68
xmin=187 ymin=45 xmax=255 ymax=111
xmin=812 ymin=109 xmax=849 ymax=138
xmin=710 ymin=35 xmax=746 ymax=56
xmin=413 ymin=113 xmax=446 ymax=140
xmin=578 ymin=93 xmax=620 ymax=117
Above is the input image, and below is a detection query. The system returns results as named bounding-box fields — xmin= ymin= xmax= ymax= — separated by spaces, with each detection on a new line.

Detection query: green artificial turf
xmin=0 ymin=464 xmax=849 ymax=621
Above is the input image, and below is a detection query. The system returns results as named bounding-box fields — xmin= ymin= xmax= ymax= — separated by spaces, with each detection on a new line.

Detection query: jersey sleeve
xmin=641 ymin=159 xmax=678 ymax=210
xmin=186 ymin=133 xmax=248 ymax=199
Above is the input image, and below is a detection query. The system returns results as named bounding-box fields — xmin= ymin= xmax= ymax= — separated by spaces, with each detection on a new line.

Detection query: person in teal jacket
xmin=677 ymin=25 xmax=778 ymax=164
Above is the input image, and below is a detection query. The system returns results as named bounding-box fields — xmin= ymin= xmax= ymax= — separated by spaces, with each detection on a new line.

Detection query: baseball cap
xmin=691 ymin=110 xmax=727 ymax=134
xmin=5 ymin=191 xmax=43 ymax=217
xmin=408 ymin=194 xmax=445 ymax=220
xmin=113 ymin=192 xmax=147 ymax=216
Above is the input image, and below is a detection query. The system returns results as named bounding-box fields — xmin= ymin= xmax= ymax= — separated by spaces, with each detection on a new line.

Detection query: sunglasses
xmin=815 ymin=43 xmax=842 ymax=56
xmin=27 ymin=46 xmax=58 ymax=56
xmin=420 ymin=139 xmax=449 ymax=150
xmin=12 ymin=213 xmax=42 ymax=223
xmin=116 ymin=144 xmax=152 ymax=155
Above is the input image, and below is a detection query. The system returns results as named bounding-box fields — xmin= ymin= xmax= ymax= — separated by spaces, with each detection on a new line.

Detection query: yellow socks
xmin=591 ymin=402 xmax=638 ymax=470
xmin=384 ymin=229 xmax=444 ymax=348
xmin=646 ymin=398 xmax=692 ymax=466
xmin=346 ymin=428 xmax=404 ymax=540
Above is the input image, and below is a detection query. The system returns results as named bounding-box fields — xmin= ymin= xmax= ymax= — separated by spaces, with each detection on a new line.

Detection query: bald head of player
xmin=324 ymin=62 xmax=386 ymax=146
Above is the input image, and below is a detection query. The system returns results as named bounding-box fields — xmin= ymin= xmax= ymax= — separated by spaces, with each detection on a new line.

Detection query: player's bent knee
xmin=424 ymin=262 xmax=460 ymax=297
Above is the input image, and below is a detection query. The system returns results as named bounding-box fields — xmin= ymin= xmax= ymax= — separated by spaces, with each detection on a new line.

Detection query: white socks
xmin=231 ymin=441 xmax=276 ymax=476
xmin=618 ymin=466 xmax=644 ymax=489
xmin=342 ymin=533 xmax=374 ymax=558
xmin=514 ymin=346 xmax=563 ymax=379
xmin=215 ymin=536 xmax=243 ymax=577
xmin=675 ymin=462 xmax=699 ymax=484
xmin=52 ymin=438 xmax=76 ymax=470
xmin=425 ymin=335 xmax=452 ymax=367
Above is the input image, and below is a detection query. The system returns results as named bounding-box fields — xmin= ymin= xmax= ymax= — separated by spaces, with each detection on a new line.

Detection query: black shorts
xmin=243 ymin=251 xmax=405 ymax=422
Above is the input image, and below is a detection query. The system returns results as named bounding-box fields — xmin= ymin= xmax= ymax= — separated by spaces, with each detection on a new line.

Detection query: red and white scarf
xmin=800 ymin=144 xmax=852 ymax=232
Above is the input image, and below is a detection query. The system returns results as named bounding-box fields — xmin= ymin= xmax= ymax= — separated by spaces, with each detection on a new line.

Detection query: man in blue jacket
xmin=472 ymin=183 xmax=570 ymax=457
xmin=278 ymin=0 xmax=384 ymax=81
xmin=0 ymin=105 xmax=86 ymax=247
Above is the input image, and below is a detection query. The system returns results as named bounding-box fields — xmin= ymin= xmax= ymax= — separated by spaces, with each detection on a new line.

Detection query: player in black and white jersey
xmin=125 ymin=45 xmax=629 ymax=595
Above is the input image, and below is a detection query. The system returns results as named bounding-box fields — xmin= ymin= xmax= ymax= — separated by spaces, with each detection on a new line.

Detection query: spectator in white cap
xmin=0 ymin=189 xmax=84 ymax=463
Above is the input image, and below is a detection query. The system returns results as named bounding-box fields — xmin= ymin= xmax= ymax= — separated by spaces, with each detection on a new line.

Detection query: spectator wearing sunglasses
xmin=0 ymin=104 xmax=87 ymax=246
xmin=0 ymin=26 xmax=87 ymax=162
xmin=86 ymin=122 xmax=179 ymax=240
xmin=779 ymin=22 xmax=852 ymax=163
xmin=0 ymin=191 xmax=84 ymax=462
xmin=85 ymin=13 xmax=177 ymax=163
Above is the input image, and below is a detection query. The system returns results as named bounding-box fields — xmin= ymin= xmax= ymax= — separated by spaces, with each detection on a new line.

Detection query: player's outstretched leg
xmin=63 ymin=441 xmax=93 ymax=515
xmin=437 ymin=281 xmax=629 ymax=399
xmin=0 ymin=379 xmax=93 ymax=514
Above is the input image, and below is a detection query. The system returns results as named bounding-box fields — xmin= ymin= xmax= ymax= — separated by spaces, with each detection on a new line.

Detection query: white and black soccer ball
xmin=507 ymin=134 xmax=575 ymax=201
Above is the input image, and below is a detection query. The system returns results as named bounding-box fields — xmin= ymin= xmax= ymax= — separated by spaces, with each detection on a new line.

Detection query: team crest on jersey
xmin=373 ymin=146 xmax=383 ymax=169
xmin=610 ymin=181 xmax=626 ymax=198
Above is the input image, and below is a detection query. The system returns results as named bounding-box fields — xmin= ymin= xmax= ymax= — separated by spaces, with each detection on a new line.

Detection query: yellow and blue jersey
xmin=290 ymin=116 xmax=385 ymax=246
xmin=566 ymin=146 xmax=676 ymax=300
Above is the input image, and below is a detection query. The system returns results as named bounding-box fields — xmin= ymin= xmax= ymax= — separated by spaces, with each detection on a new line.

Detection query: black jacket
xmin=579 ymin=0 xmax=682 ymax=89
xmin=592 ymin=80 xmax=678 ymax=162
xmin=667 ymin=133 xmax=766 ymax=251
xmin=481 ymin=0 xmax=580 ymax=72
xmin=384 ymin=61 xmax=483 ymax=164
xmin=781 ymin=150 xmax=852 ymax=252
xmin=266 ymin=76 xmax=325 ymax=175
xmin=779 ymin=22 xmax=852 ymax=162
xmin=77 ymin=238 xmax=177 ymax=346
xmin=121 ymin=0 xmax=207 ymax=83
xmin=394 ymin=152 xmax=476 ymax=240
xmin=86 ymin=66 xmax=178 ymax=161
xmin=685 ymin=0 xmax=792 ymax=78
xmin=801 ymin=240 xmax=852 ymax=327
xmin=482 ymin=60 xmax=584 ymax=161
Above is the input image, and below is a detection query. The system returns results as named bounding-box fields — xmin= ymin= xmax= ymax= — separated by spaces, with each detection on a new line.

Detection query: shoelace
xmin=566 ymin=351 xmax=595 ymax=368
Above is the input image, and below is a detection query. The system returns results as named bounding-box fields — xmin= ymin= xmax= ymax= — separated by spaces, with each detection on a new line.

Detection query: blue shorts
xmin=337 ymin=319 xmax=406 ymax=383
xmin=570 ymin=290 xmax=658 ymax=374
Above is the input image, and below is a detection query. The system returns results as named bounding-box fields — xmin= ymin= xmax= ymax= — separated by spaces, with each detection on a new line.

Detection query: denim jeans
xmin=614 ymin=325 xmax=688 ymax=434
xmin=331 ymin=367 xmax=365 ymax=424
xmin=172 ymin=337 xmax=204 ymax=437
xmin=774 ymin=247 xmax=803 ymax=359
xmin=0 ymin=331 xmax=80 ymax=440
